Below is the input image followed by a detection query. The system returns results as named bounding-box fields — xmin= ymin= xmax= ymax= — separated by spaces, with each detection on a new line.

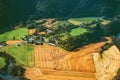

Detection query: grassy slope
xmin=68 ymin=17 xmax=100 ymax=25
xmin=0 ymin=43 xmax=34 ymax=67
xmin=0 ymin=57 xmax=5 ymax=68
xmin=70 ymin=28 xmax=87 ymax=37
xmin=0 ymin=28 xmax=28 ymax=41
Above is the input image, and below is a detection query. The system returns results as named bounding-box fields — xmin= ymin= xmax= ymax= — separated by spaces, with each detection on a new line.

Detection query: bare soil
xmin=6 ymin=40 xmax=22 ymax=45
xmin=24 ymin=68 xmax=96 ymax=80
xmin=34 ymin=42 xmax=105 ymax=72
xmin=31 ymin=42 xmax=106 ymax=80
xmin=29 ymin=29 xmax=36 ymax=35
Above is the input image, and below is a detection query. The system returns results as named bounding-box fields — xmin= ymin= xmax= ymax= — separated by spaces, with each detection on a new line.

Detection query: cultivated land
xmin=70 ymin=28 xmax=87 ymax=36
xmin=30 ymin=41 xmax=106 ymax=80
xmin=0 ymin=42 xmax=34 ymax=67
xmin=68 ymin=17 xmax=100 ymax=25
xmin=34 ymin=42 xmax=105 ymax=71
xmin=0 ymin=17 xmax=117 ymax=80
xmin=40 ymin=69 xmax=96 ymax=80
xmin=52 ymin=21 xmax=71 ymax=29
xmin=0 ymin=28 xmax=28 ymax=41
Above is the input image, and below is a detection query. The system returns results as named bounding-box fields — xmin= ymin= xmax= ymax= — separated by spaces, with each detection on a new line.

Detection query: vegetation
xmin=68 ymin=17 xmax=100 ymax=25
xmin=51 ymin=21 xmax=71 ymax=30
xmin=101 ymin=20 xmax=111 ymax=25
xmin=54 ymin=22 xmax=103 ymax=51
xmin=0 ymin=52 xmax=29 ymax=80
xmin=0 ymin=57 xmax=5 ymax=68
xmin=99 ymin=43 xmax=113 ymax=56
xmin=103 ymin=16 xmax=120 ymax=36
xmin=70 ymin=28 xmax=87 ymax=37
xmin=0 ymin=43 xmax=34 ymax=67
xmin=111 ymin=36 xmax=120 ymax=50
xmin=108 ymin=16 xmax=120 ymax=35
xmin=0 ymin=52 xmax=16 ymax=74
xmin=26 ymin=21 xmax=39 ymax=29
xmin=0 ymin=28 xmax=28 ymax=41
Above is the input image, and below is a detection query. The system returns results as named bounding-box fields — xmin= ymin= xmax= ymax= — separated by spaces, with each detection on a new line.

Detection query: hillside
xmin=0 ymin=0 xmax=120 ymax=26
xmin=0 ymin=0 xmax=120 ymax=80
xmin=0 ymin=28 xmax=28 ymax=41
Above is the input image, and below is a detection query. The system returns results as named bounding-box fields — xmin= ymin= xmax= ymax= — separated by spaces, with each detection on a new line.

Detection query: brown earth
xmin=24 ymin=68 xmax=43 ymax=80
xmin=29 ymin=29 xmax=36 ymax=35
xmin=25 ymin=68 xmax=96 ymax=80
xmin=40 ymin=69 xmax=96 ymax=80
xmin=34 ymin=42 xmax=105 ymax=72
xmin=6 ymin=40 xmax=22 ymax=45
xmin=37 ymin=32 xmax=46 ymax=35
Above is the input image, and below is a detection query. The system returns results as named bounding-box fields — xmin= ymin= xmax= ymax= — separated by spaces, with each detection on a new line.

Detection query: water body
xmin=0 ymin=74 xmax=19 ymax=80
xmin=0 ymin=60 xmax=19 ymax=80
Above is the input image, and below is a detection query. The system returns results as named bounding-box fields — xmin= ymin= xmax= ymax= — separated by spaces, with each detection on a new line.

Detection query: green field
xmin=0 ymin=28 xmax=28 ymax=41
xmin=70 ymin=28 xmax=87 ymax=37
xmin=0 ymin=43 xmax=34 ymax=67
xmin=68 ymin=17 xmax=100 ymax=25
xmin=0 ymin=57 xmax=5 ymax=68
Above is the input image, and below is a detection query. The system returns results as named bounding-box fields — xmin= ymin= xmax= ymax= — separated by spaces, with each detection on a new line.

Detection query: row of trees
xmin=111 ymin=36 xmax=120 ymax=50
xmin=103 ymin=15 xmax=120 ymax=36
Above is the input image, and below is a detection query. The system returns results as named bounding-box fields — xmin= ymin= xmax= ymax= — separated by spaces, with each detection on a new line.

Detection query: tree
xmin=92 ymin=22 xmax=104 ymax=40
xmin=109 ymin=16 xmax=120 ymax=35
xmin=111 ymin=36 xmax=120 ymax=50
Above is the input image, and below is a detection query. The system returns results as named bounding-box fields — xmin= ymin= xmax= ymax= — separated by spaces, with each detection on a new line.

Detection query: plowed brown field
xmin=34 ymin=42 xmax=105 ymax=72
